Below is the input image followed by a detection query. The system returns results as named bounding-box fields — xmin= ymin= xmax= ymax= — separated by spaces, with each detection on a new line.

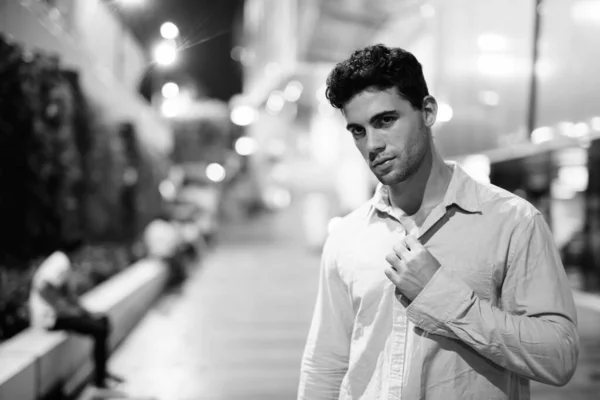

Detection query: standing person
xmin=298 ymin=44 xmax=578 ymax=400
xmin=29 ymin=240 xmax=121 ymax=390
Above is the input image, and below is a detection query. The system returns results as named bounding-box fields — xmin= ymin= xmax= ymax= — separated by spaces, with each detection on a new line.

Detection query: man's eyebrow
xmin=346 ymin=122 xmax=361 ymax=131
xmin=346 ymin=110 xmax=398 ymax=131
xmin=369 ymin=110 xmax=398 ymax=124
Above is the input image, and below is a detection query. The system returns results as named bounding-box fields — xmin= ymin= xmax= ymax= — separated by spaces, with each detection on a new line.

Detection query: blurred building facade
xmin=0 ymin=0 xmax=173 ymax=155
xmin=233 ymin=0 xmax=600 ymax=289
xmin=0 ymin=0 xmax=174 ymax=340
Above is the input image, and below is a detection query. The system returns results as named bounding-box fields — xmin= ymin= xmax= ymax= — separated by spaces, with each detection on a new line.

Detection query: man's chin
xmin=375 ymin=172 xmax=403 ymax=185
xmin=375 ymin=167 xmax=415 ymax=185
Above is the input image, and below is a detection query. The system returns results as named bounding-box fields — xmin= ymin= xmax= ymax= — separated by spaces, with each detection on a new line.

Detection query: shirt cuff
xmin=406 ymin=267 xmax=473 ymax=335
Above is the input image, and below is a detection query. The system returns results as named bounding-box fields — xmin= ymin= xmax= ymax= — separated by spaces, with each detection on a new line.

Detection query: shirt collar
xmin=370 ymin=161 xmax=482 ymax=215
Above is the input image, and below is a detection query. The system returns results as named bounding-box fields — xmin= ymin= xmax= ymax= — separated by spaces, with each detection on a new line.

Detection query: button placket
xmin=388 ymin=291 xmax=408 ymax=399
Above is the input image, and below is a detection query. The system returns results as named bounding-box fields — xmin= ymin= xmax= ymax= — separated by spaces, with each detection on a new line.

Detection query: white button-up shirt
xmin=298 ymin=163 xmax=578 ymax=400
xmin=29 ymin=251 xmax=71 ymax=328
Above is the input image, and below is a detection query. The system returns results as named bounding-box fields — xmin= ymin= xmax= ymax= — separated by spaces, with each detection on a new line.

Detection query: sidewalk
xmin=103 ymin=204 xmax=320 ymax=400
xmin=90 ymin=202 xmax=600 ymax=400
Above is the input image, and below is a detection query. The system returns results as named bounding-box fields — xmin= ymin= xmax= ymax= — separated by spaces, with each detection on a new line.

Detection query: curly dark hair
xmin=326 ymin=44 xmax=429 ymax=110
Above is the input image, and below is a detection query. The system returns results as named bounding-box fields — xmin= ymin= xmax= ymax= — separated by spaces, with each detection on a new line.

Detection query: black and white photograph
xmin=1 ymin=1 xmax=599 ymax=399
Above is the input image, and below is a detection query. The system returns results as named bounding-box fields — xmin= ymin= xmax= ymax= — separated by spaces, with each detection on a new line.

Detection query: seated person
xmin=143 ymin=215 xmax=187 ymax=284
xmin=28 ymin=240 xmax=122 ymax=389
xmin=143 ymin=216 xmax=181 ymax=259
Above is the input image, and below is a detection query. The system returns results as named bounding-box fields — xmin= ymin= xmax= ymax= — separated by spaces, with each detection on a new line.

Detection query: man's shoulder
xmin=475 ymin=180 xmax=540 ymax=222
xmin=145 ymin=218 xmax=178 ymax=237
xmin=39 ymin=251 xmax=70 ymax=270
xmin=34 ymin=251 xmax=71 ymax=283
xmin=321 ymin=201 xmax=373 ymax=261
xmin=327 ymin=202 xmax=373 ymax=240
xmin=146 ymin=218 xmax=170 ymax=231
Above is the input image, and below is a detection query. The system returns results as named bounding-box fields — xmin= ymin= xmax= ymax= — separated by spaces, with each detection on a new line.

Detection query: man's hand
xmin=384 ymin=235 xmax=441 ymax=301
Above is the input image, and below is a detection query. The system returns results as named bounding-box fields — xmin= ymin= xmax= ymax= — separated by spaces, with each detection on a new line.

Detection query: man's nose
xmin=366 ymin=131 xmax=385 ymax=158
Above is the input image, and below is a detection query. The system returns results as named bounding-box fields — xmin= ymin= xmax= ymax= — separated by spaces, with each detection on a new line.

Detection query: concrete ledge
xmin=81 ymin=258 xmax=168 ymax=350
xmin=0 ymin=350 xmax=37 ymax=400
xmin=573 ymin=290 xmax=600 ymax=313
xmin=0 ymin=329 xmax=79 ymax=399
xmin=0 ymin=258 xmax=169 ymax=400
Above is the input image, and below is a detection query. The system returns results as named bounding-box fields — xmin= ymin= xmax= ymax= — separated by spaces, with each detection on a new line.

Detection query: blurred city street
xmin=3 ymin=1 xmax=600 ymax=400
xmin=105 ymin=201 xmax=320 ymax=400
xmin=95 ymin=200 xmax=600 ymax=400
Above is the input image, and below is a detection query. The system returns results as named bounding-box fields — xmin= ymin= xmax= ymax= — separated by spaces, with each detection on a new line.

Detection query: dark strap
xmin=419 ymin=206 xmax=457 ymax=246
xmin=397 ymin=206 xmax=457 ymax=307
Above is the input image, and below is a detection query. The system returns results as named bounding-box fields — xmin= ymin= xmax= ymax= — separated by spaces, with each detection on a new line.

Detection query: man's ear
xmin=422 ymin=96 xmax=437 ymax=127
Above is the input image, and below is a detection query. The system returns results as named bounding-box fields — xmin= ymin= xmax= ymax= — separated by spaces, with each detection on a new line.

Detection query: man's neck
xmin=387 ymin=141 xmax=453 ymax=223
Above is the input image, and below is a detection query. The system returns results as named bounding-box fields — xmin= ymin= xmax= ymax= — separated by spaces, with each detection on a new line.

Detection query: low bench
xmin=0 ymin=258 xmax=168 ymax=400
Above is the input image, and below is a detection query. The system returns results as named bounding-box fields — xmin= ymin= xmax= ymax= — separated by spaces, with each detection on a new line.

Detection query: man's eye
xmin=377 ymin=116 xmax=395 ymax=127
xmin=351 ymin=128 xmax=365 ymax=137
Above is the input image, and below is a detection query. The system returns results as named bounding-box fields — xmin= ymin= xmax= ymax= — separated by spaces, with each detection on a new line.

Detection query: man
xmin=29 ymin=241 xmax=121 ymax=389
xmin=298 ymin=44 xmax=579 ymax=400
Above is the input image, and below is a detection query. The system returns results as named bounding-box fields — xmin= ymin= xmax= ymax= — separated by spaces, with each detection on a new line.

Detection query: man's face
xmin=343 ymin=88 xmax=433 ymax=185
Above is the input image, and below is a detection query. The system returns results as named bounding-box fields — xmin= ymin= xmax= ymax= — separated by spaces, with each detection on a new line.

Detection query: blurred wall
xmin=374 ymin=0 xmax=534 ymax=159
xmin=537 ymin=0 xmax=600 ymax=129
xmin=0 ymin=0 xmax=172 ymax=157
xmin=235 ymin=0 xmax=600 ymax=226
xmin=240 ymin=0 xmax=299 ymax=104
xmin=71 ymin=0 xmax=148 ymax=93
xmin=373 ymin=0 xmax=600 ymax=160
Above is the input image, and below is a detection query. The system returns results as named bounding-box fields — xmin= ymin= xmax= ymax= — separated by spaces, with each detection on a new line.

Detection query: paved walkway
xmin=107 ymin=204 xmax=320 ymax=400
xmin=101 ymin=202 xmax=600 ymax=400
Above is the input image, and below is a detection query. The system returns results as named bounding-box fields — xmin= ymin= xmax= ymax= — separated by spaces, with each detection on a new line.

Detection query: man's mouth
xmin=372 ymin=157 xmax=394 ymax=169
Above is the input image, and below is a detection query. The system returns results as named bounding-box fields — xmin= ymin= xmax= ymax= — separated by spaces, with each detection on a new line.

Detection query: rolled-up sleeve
xmin=406 ymin=213 xmax=579 ymax=386
xmin=298 ymin=236 xmax=354 ymax=400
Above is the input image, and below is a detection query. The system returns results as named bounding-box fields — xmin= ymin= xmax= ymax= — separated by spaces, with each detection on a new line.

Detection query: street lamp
xmin=153 ymin=40 xmax=177 ymax=66
xmin=206 ymin=163 xmax=227 ymax=183
xmin=149 ymin=21 xmax=181 ymax=110
xmin=230 ymin=105 xmax=258 ymax=126
xmin=161 ymin=82 xmax=180 ymax=98
xmin=160 ymin=22 xmax=180 ymax=40
xmin=153 ymin=21 xmax=180 ymax=67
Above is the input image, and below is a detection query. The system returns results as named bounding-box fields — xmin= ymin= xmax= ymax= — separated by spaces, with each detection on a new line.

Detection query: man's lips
xmin=372 ymin=157 xmax=394 ymax=168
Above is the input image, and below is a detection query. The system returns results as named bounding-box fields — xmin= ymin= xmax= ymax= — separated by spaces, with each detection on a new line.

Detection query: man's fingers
xmin=392 ymin=240 xmax=410 ymax=259
xmin=385 ymin=252 xmax=406 ymax=286
xmin=384 ymin=265 xmax=400 ymax=285
xmin=385 ymin=252 xmax=401 ymax=269
xmin=404 ymin=235 xmax=422 ymax=250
